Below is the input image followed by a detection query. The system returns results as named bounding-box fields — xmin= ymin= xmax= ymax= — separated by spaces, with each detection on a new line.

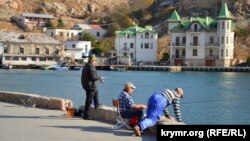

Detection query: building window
xmin=35 ymin=48 xmax=40 ymax=54
xmin=145 ymin=32 xmax=149 ymax=39
xmin=193 ymin=36 xmax=198 ymax=46
xmin=21 ymin=57 xmax=27 ymax=61
xmin=145 ymin=43 xmax=149 ymax=49
xmin=141 ymin=34 xmax=143 ymax=39
xmin=78 ymin=32 xmax=82 ymax=36
xmin=97 ymin=32 xmax=100 ymax=37
xmin=221 ymin=36 xmax=224 ymax=44
xmin=151 ymin=35 xmax=153 ymax=39
xmin=124 ymin=43 xmax=127 ymax=48
xmin=192 ymin=49 xmax=197 ymax=56
xmin=182 ymin=49 xmax=185 ymax=56
xmin=5 ymin=57 xmax=10 ymax=60
xmin=226 ymin=36 xmax=229 ymax=44
xmin=127 ymin=34 xmax=130 ymax=38
xmin=222 ymin=21 xmax=225 ymax=29
xmin=194 ymin=24 xmax=198 ymax=31
xmin=45 ymin=48 xmax=49 ymax=54
xmin=227 ymin=21 xmax=229 ymax=30
xmin=226 ymin=49 xmax=228 ymax=57
xmin=151 ymin=43 xmax=153 ymax=49
xmin=221 ymin=49 xmax=224 ymax=57
xmin=130 ymin=53 xmax=133 ymax=59
xmin=209 ymin=49 xmax=213 ymax=56
xmin=31 ymin=57 xmax=36 ymax=61
xmin=54 ymin=49 xmax=59 ymax=54
xmin=210 ymin=37 xmax=214 ymax=43
xmin=39 ymin=57 xmax=46 ymax=61
xmin=182 ymin=37 xmax=186 ymax=44
xmin=48 ymin=57 xmax=53 ymax=61
xmin=141 ymin=43 xmax=143 ymax=49
xmin=123 ymin=53 xmax=128 ymax=57
xmin=4 ymin=47 xmax=8 ymax=53
xmin=176 ymin=37 xmax=180 ymax=46
xmin=13 ymin=57 xmax=19 ymax=60
xmin=20 ymin=47 xmax=24 ymax=54
xmin=72 ymin=44 xmax=76 ymax=48
xmin=50 ymin=32 xmax=54 ymax=37
xmin=130 ymin=43 xmax=134 ymax=48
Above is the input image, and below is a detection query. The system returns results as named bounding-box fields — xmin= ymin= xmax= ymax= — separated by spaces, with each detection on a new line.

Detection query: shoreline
xmin=96 ymin=65 xmax=250 ymax=72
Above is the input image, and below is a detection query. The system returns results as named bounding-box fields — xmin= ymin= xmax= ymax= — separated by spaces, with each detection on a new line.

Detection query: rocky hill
xmin=0 ymin=0 xmax=249 ymax=61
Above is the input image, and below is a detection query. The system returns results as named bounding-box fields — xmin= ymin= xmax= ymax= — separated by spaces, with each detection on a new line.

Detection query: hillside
xmin=0 ymin=0 xmax=249 ymax=62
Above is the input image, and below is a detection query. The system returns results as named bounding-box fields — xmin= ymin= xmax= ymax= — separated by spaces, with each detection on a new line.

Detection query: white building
xmin=0 ymin=31 xmax=63 ymax=68
xmin=46 ymin=28 xmax=79 ymax=42
xmin=167 ymin=3 xmax=234 ymax=67
xmin=65 ymin=41 xmax=91 ymax=61
xmin=71 ymin=24 xmax=107 ymax=39
xmin=112 ymin=25 xmax=158 ymax=65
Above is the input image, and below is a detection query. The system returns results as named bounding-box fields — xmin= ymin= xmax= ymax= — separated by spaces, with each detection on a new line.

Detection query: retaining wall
xmin=0 ymin=91 xmax=73 ymax=110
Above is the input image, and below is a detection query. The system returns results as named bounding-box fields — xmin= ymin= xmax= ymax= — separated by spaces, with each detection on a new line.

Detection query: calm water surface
xmin=0 ymin=69 xmax=249 ymax=124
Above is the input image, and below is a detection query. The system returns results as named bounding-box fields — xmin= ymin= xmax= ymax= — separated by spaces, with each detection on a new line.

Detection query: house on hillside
xmin=167 ymin=3 xmax=234 ymax=67
xmin=71 ymin=24 xmax=107 ymax=39
xmin=0 ymin=31 xmax=63 ymax=68
xmin=46 ymin=28 xmax=79 ymax=42
xmin=111 ymin=25 xmax=158 ymax=65
xmin=20 ymin=12 xmax=54 ymax=30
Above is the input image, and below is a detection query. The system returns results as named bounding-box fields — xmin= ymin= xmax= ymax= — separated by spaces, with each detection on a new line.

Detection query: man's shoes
xmin=133 ymin=125 xmax=141 ymax=136
xmin=95 ymin=104 xmax=102 ymax=110
xmin=83 ymin=117 xmax=93 ymax=120
xmin=83 ymin=116 xmax=93 ymax=120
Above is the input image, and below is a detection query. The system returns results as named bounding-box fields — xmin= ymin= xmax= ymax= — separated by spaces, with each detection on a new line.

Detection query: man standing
xmin=133 ymin=88 xmax=184 ymax=136
xmin=81 ymin=54 xmax=103 ymax=120
xmin=118 ymin=82 xmax=147 ymax=123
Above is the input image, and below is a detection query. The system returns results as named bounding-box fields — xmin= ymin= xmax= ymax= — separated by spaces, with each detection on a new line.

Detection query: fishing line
xmin=181 ymin=97 xmax=248 ymax=105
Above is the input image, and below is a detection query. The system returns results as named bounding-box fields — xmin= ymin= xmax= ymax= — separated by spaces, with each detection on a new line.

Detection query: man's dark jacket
xmin=81 ymin=63 xmax=101 ymax=90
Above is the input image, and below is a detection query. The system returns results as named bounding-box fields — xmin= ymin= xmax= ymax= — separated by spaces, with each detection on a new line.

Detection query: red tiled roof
xmin=89 ymin=25 xmax=102 ymax=30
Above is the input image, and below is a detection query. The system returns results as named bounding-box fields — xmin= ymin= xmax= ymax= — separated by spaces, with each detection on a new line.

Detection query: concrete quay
xmin=0 ymin=91 xmax=184 ymax=141
xmin=97 ymin=65 xmax=250 ymax=72
xmin=0 ymin=101 xmax=156 ymax=141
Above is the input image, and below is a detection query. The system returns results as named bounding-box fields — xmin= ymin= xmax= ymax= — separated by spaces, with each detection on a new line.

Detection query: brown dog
xmin=66 ymin=106 xmax=77 ymax=118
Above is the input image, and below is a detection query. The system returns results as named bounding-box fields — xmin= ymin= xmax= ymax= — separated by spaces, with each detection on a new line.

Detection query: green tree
xmin=45 ymin=20 xmax=56 ymax=28
xmin=106 ymin=23 xmax=121 ymax=37
xmin=247 ymin=56 xmax=250 ymax=65
xmin=81 ymin=32 xmax=97 ymax=48
xmin=57 ymin=18 xmax=65 ymax=28
xmin=161 ymin=53 xmax=169 ymax=61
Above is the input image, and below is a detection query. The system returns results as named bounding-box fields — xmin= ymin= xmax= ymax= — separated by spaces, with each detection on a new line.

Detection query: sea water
xmin=0 ymin=69 xmax=249 ymax=124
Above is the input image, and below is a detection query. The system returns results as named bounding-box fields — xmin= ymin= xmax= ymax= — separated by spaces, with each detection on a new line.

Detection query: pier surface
xmin=0 ymin=101 xmax=155 ymax=141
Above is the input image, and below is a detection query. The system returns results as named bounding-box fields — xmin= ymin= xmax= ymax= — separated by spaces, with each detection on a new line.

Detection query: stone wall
xmin=0 ymin=91 xmax=73 ymax=110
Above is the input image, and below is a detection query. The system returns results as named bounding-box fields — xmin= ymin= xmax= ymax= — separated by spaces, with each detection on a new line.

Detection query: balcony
xmin=205 ymin=42 xmax=220 ymax=47
xmin=170 ymin=43 xmax=186 ymax=46
xmin=172 ymin=55 xmax=185 ymax=59
xmin=190 ymin=42 xmax=200 ymax=46
xmin=121 ymin=47 xmax=129 ymax=52
xmin=205 ymin=55 xmax=219 ymax=59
